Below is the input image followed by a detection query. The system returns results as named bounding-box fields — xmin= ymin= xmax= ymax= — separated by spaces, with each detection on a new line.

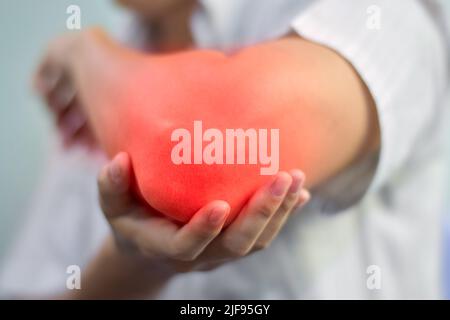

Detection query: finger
xmin=106 ymin=195 xmax=229 ymax=262
xmin=115 ymin=202 xmax=228 ymax=261
xmin=218 ymin=172 xmax=292 ymax=257
xmin=253 ymin=170 xmax=304 ymax=250
xmin=111 ymin=209 xmax=179 ymax=257
xmin=294 ymin=189 xmax=311 ymax=209
xmin=169 ymin=201 xmax=230 ymax=261
xmin=47 ymin=74 xmax=76 ymax=112
xmin=97 ymin=152 xmax=134 ymax=218
xmin=56 ymin=100 xmax=86 ymax=146
xmin=66 ymin=123 xmax=96 ymax=149
xmin=33 ymin=59 xmax=62 ymax=95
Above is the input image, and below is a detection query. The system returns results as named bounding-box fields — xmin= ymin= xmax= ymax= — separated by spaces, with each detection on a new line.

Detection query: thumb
xmin=97 ymin=152 xmax=134 ymax=218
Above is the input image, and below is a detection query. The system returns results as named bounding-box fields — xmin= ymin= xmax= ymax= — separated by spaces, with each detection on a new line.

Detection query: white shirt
xmin=0 ymin=0 xmax=448 ymax=299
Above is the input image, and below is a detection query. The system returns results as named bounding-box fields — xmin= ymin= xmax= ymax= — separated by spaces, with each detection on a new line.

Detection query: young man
xmin=0 ymin=0 xmax=448 ymax=299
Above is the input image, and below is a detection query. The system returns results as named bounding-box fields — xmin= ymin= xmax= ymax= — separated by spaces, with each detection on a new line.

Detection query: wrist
xmin=106 ymin=234 xmax=176 ymax=280
xmin=69 ymin=235 xmax=174 ymax=299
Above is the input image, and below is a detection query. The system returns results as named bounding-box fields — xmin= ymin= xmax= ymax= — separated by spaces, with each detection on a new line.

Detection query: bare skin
xmin=34 ymin=31 xmax=312 ymax=299
xmin=69 ymin=153 xmax=309 ymax=299
xmin=31 ymin=1 xmax=379 ymax=300
xmin=116 ymin=0 xmax=197 ymax=51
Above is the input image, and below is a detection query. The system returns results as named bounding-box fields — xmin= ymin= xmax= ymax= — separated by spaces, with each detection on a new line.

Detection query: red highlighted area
xmin=74 ymin=36 xmax=362 ymax=223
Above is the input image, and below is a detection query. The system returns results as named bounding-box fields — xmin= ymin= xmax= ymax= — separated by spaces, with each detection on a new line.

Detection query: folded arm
xmin=35 ymin=28 xmax=379 ymax=299
xmin=61 ymin=29 xmax=379 ymax=189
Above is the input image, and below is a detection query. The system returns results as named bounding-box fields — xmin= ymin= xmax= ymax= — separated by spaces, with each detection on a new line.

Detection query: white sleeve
xmin=291 ymin=0 xmax=449 ymax=212
xmin=0 ymin=144 xmax=109 ymax=298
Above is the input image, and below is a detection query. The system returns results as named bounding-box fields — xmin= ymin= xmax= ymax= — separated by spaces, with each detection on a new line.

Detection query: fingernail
xmin=288 ymin=171 xmax=304 ymax=194
xmin=270 ymin=175 xmax=287 ymax=197
xmin=209 ymin=206 xmax=228 ymax=226
xmin=108 ymin=160 xmax=122 ymax=186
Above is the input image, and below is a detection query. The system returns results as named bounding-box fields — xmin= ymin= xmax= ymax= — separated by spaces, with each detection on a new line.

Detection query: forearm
xmin=64 ymin=236 xmax=172 ymax=299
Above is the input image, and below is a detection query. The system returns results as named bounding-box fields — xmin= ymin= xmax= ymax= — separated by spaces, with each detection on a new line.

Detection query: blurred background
xmin=0 ymin=0 xmax=450 ymax=297
xmin=0 ymin=0 xmax=126 ymax=259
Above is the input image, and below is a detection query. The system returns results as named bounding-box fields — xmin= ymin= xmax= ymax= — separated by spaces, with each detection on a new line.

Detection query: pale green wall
xmin=0 ymin=0 xmax=125 ymax=260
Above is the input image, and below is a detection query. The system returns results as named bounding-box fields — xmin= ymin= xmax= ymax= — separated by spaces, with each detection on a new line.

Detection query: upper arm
xmin=227 ymin=35 xmax=380 ymax=187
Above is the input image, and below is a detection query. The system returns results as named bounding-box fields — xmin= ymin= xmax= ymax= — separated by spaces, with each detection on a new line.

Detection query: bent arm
xmin=226 ymin=34 xmax=380 ymax=186
xmin=71 ymin=30 xmax=380 ymax=189
xmin=41 ymin=29 xmax=380 ymax=299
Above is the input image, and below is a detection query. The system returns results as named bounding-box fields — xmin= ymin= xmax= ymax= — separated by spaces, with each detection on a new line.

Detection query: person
xmin=0 ymin=0 xmax=448 ymax=299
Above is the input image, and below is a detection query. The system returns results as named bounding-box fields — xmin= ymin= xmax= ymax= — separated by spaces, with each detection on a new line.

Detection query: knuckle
xmin=256 ymin=204 xmax=276 ymax=219
xmin=278 ymin=199 xmax=292 ymax=214
xmin=135 ymin=237 xmax=156 ymax=258
xmin=193 ymin=227 xmax=217 ymax=241
xmin=131 ymin=234 xmax=156 ymax=258
xmin=279 ymin=193 xmax=298 ymax=213
xmin=231 ymin=246 xmax=250 ymax=258
xmin=169 ymin=243 xmax=196 ymax=262
xmin=168 ymin=242 xmax=182 ymax=258
xmin=222 ymin=239 xmax=251 ymax=257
